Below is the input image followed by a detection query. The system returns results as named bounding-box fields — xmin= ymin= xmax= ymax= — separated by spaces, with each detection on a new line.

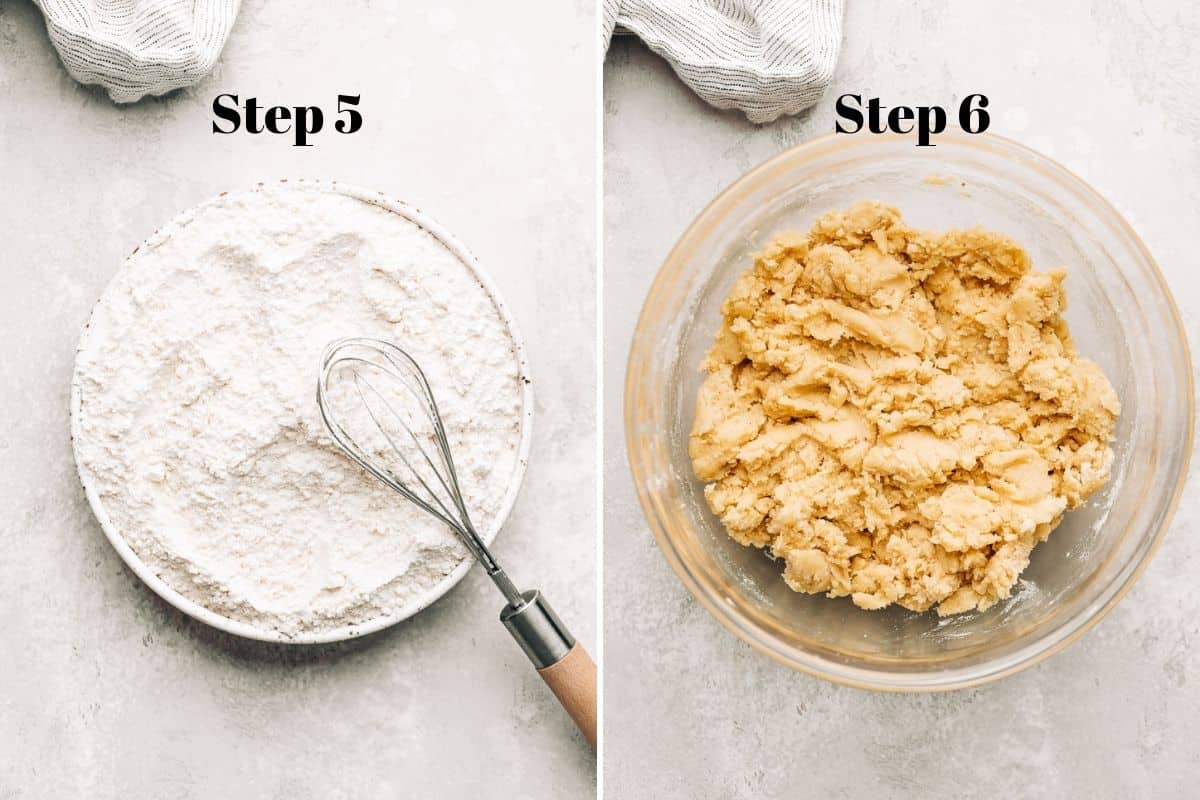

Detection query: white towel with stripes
xmin=604 ymin=0 xmax=844 ymax=124
xmin=32 ymin=0 xmax=240 ymax=103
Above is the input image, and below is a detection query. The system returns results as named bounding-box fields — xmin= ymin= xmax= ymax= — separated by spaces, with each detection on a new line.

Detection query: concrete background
xmin=604 ymin=2 xmax=1200 ymax=798
xmin=0 ymin=1 xmax=595 ymax=797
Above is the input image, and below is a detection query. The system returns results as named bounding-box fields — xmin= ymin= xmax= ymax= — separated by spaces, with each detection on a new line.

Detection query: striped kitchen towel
xmin=604 ymin=0 xmax=844 ymax=124
xmin=32 ymin=0 xmax=240 ymax=103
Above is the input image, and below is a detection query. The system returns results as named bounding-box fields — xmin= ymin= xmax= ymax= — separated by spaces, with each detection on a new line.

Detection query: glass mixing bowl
xmin=625 ymin=132 xmax=1193 ymax=690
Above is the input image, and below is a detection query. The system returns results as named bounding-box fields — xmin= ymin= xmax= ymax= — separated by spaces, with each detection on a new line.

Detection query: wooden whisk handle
xmin=538 ymin=642 xmax=597 ymax=749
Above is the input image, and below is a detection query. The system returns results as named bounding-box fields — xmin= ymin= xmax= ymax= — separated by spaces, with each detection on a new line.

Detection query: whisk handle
xmin=537 ymin=642 xmax=597 ymax=749
xmin=500 ymin=590 xmax=597 ymax=749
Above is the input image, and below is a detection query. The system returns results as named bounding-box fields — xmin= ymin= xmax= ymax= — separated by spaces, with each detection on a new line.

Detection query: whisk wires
xmin=317 ymin=337 xmax=522 ymax=606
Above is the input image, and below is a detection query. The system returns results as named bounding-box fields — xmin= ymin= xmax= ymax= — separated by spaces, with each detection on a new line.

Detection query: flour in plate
xmin=72 ymin=184 xmax=526 ymax=637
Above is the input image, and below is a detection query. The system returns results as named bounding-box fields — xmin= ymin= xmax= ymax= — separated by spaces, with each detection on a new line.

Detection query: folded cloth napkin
xmin=604 ymin=0 xmax=844 ymax=124
xmin=32 ymin=0 xmax=240 ymax=103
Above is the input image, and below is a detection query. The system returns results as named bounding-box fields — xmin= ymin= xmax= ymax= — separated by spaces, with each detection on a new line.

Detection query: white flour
xmin=72 ymin=185 xmax=526 ymax=637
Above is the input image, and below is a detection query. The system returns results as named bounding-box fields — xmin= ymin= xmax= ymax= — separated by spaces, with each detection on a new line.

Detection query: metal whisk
xmin=316 ymin=337 xmax=596 ymax=747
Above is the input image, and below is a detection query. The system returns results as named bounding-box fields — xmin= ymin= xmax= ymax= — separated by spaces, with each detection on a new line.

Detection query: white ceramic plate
xmin=69 ymin=180 xmax=534 ymax=644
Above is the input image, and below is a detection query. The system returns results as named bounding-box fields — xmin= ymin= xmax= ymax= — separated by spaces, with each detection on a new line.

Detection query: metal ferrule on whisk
xmin=500 ymin=589 xmax=574 ymax=669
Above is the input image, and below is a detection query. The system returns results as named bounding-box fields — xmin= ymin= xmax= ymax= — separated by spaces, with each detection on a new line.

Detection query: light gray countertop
xmin=604 ymin=2 xmax=1200 ymax=798
xmin=0 ymin=1 xmax=595 ymax=797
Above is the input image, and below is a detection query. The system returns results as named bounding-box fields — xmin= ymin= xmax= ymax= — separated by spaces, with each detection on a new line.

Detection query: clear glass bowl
xmin=625 ymin=133 xmax=1194 ymax=690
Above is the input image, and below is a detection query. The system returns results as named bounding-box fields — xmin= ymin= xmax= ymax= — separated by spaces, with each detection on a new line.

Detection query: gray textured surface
xmin=604 ymin=2 xmax=1200 ymax=798
xmin=0 ymin=1 xmax=595 ymax=797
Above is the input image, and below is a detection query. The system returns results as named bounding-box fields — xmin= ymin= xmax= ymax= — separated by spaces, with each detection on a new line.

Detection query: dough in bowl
xmin=689 ymin=201 xmax=1120 ymax=615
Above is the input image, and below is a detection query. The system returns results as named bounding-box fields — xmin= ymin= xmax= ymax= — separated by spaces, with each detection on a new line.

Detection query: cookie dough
xmin=689 ymin=202 xmax=1120 ymax=615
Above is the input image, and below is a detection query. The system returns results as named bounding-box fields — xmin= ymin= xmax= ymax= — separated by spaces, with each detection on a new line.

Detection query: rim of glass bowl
xmin=624 ymin=131 xmax=1194 ymax=691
